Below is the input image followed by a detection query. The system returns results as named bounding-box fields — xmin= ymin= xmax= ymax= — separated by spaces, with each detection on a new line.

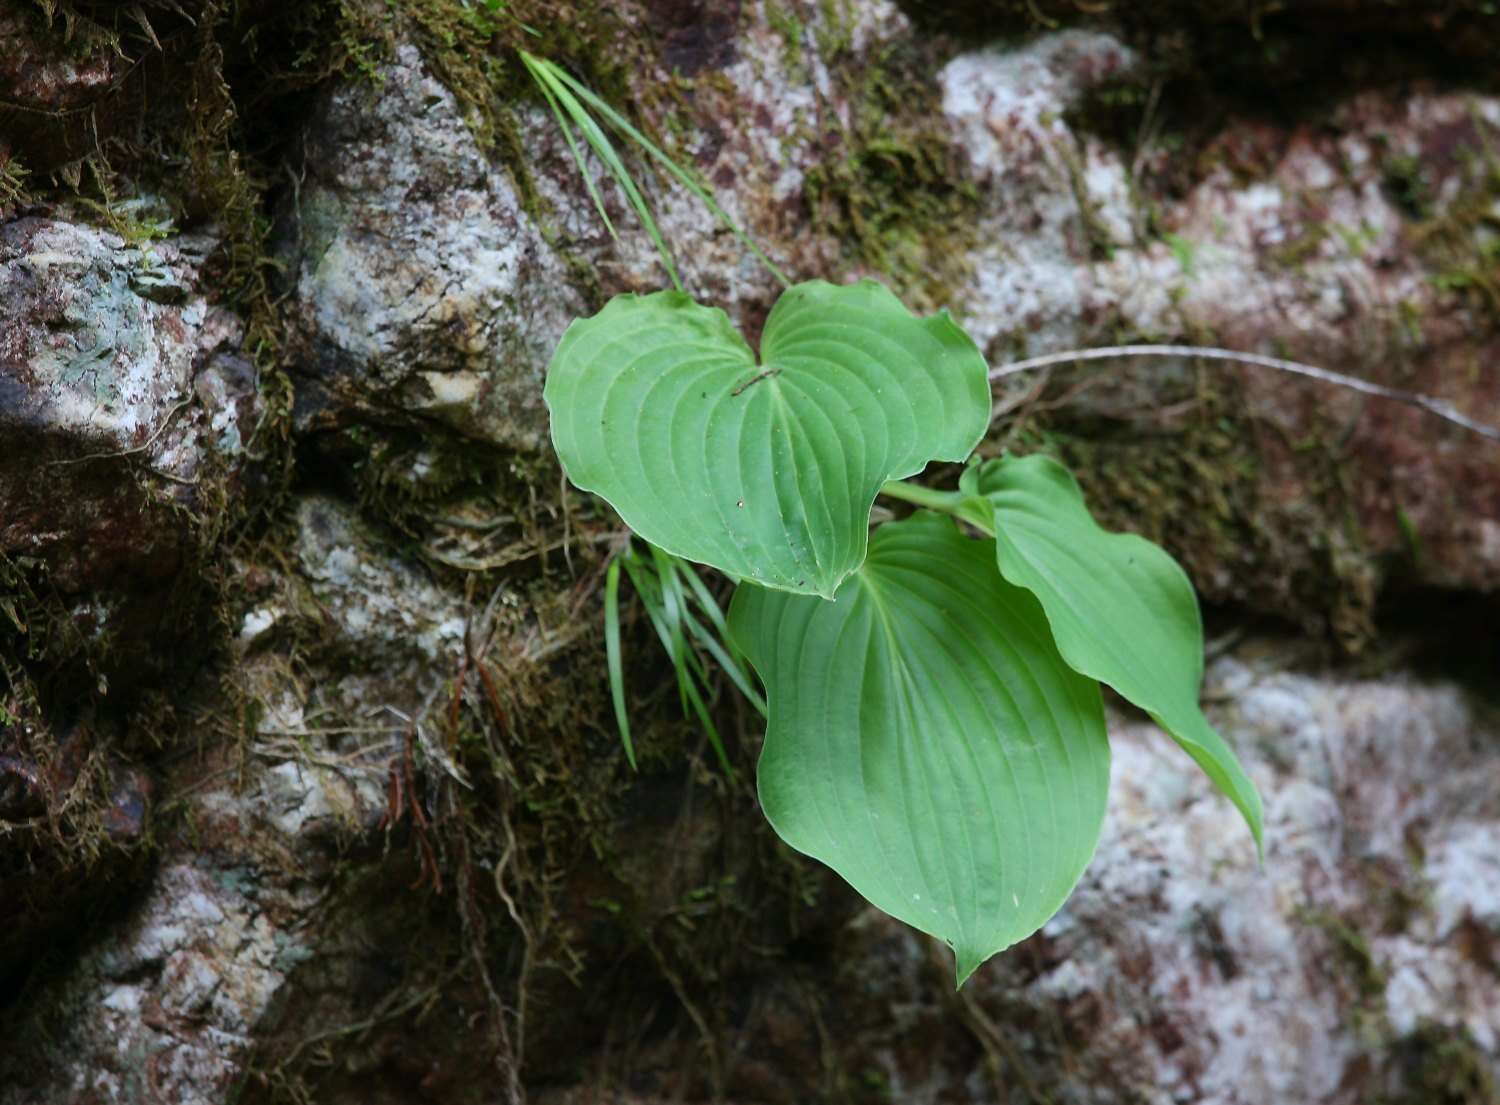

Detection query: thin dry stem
xmin=989 ymin=345 xmax=1500 ymax=442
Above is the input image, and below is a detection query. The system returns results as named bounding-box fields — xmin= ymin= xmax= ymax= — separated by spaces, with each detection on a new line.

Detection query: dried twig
xmin=989 ymin=344 xmax=1500 ymax=442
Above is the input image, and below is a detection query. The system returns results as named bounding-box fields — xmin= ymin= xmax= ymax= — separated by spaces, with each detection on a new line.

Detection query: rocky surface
xmin=0 ymin=496 xmax=436 ymax=1104
xmin=283 ymin=43 xmax=586 ymax=451
xmin=0 ymin=212 xmax=262 ymax=998
xmin=938 ymin=31 xmax=1500 ymax=631
xmin=0 ymin=215 xmax=262 ymax=677
xmin=2 ymin=1 xmax=1500 ymax=1102
xmin=831 ymin=655 xmax=1500 ymax=1104
xmin=7 ymin=639 xmax=1497 ymax=1104
xmin=511 ymin=6 xmax=1500 ymax=636
xmin=0 ymin=4 xmax=124 ymax=170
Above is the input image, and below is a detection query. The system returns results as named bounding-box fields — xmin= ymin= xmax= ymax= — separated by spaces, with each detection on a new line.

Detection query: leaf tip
xmin=1245 ymin=797 xmax=1266 ymax=864
xmin=952 ymin=943 xmax=987 ymax=989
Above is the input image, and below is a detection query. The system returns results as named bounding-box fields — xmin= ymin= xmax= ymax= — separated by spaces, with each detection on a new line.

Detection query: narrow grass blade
xmin=649 ymin=543 xmax=694 ymax=714
xmin=619 ymin=551 xmax=707 ymax=685
xmin=674 ymin=560 xmax=765 ymax=711
xmin=604 ymin=556 xmax=636 ymax=769
xmin=519 ymin=52 xmax=682 ymax=290
xmin=682 ymin=607 xmax=767 ymax=715
xmin=681 ymin=670 xmax=735 ymax=779
xmin=619 ymin=548 xmax=736 ymax=776
xmin=531 ymin=54 xmax=790 ymax=289
xmin=522 ymin=54 xmax=619 ymax=241
xmin=675 ymin=558 xmax=737 ymax=650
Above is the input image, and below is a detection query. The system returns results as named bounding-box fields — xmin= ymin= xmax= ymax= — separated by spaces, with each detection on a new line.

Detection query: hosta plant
xmin=545 ymin=279 xmax=1262 ymax=985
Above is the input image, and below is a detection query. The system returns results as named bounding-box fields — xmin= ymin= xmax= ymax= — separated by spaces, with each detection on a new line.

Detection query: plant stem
xmin=879 ymin=480 xmax=995 ymax=536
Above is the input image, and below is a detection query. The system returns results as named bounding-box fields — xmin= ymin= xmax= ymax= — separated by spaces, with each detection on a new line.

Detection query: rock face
xmin=283 ymin=44 xmax=586 ymax=451
xmin=937 ymin=31 xmax=1500 ymax=633
xmin=8 ymin=640 xmax=1498 ymax=1105
xmin=0 ymin=496 xmax=440 ymax=1104
xmin=517 ymin=7 xmax=1500 ymax=637
xmin=0 ymin=6 xmax=124 ymax=170
xmin=0 ymin=215 xmax=262 ymax=682
xmin=0 ymin=213 xmax=262 ymax=992
xmin=3 ymin=1 xmax=1500 ymax=1103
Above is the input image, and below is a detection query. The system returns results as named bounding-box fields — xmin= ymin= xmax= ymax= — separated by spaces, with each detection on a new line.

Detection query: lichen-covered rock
xmin=0 ymin=6 xmax=125 ymax=170
xmin=11 ymin=627 xmax=1497 ymax=1105
xmin=520 ymin=0 xmax=934 ymax=319
xmin=283 ymin=44 xmax=586 ymax=451
xmin=0 ymin=8 xmax=122 ymax=112
xmin=0 ymin=215 xmax=262 ymax=679
xmin=0 ymin=213 xmax=263 ymax=1002
xmin=6 ymin=3 xmax=1500 ymax=1103
xmin=513 ymin=10 xmax=1499 ymax=636
xmin=233 ymin=493 xmax=471 ymax=738
xmin=0 ymin=851 xmax=323 ymax=1105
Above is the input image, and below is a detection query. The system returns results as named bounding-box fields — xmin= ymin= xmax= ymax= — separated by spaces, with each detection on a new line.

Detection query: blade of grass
xmin=619 ymin=551 xmax=708 ymax=686
xmin=620 ymin=551 xmax=734 ymax=776
xmin=680 ymin=669 xmax=735 ymax=779
xmin=659 ymin=552 xmax=765 ymax=714
xmin=681 ymin=607 xmax=766 ymax=715
xmin=520 ymin=51 xmax=789 ymax=290
xmin=674 ymin=557 xmax=734 ymax=644
xmin=521 ymin=53 xmax=683 ymax=290
xmin=649 ymin=544 xmax=694 ymax=715
xmin=646 ymin=546 xmax=739 ymax=776
xmin=604 ymin=556 xmax=636 ymax=769
xmin=522 ymin=53 xmax=619 ymax=241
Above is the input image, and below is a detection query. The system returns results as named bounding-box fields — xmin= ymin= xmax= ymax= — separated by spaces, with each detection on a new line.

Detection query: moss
xmin=0 ymin=663 xmax=155 ymax=1001
xmin=1 ymin=5 xmax=836 ymax=1096
xmin=227 ymin=569 xmax=825 ymax=1100
xmin=1305 ymin=908 xmax=1388 ymax=1000
xmin=0 ymin=150 xmax=31 ymax=216
xmin=1415 ymin=132 xmax=1500 ymax=320
xmin=215 ymin=402 xmax=848 ymax=1100
xmin=1004 ymin=371 xmax=1378 ymax=648
xmin=766 ymin=0 xmax=807 ymax=73
xmin=1383 ymin=1024 xmax=1500 ymax=1105
xmin=1266 ymin=221 xmax=1331 ymax=270
xmin=801 ymin=23 xmax=981 ymax=310
xmin=1293 ymin=906 xmax=1394 ymax=1050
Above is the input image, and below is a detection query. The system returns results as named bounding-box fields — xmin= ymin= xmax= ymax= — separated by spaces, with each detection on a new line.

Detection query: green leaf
xmin=966 ymin=453 xmax=1264 ymax=852
xmin=547 ymin=280 xmax=990 ymax=598
xmin=603 ymin=556 xmax=635 ymax=769
xmin=616 ymin=545 xmax=735 ymax=777
xmin=528 ymin=53 xmax=790 ymax=288
xmin=729 ymin=512 xmax=1110 ymax=985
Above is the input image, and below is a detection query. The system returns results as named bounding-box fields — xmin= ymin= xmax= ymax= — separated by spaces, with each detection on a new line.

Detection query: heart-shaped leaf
xmin=965 ymin=454 xmax=1264 ymax=851
xmin=729 ymin=512 xmax=1110 ymax=984
xmin=545 ymin=280 xmax=989 ymax=597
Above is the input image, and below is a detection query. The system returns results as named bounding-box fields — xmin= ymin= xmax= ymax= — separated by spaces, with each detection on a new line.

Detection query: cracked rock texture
xmin=512 ymin=7 xmax=1500 ymax=637
xmin=938 ymin=31 xmax=1500 ymax=629
xmin=10 ymin=638 xmax=1497 ymax=1105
